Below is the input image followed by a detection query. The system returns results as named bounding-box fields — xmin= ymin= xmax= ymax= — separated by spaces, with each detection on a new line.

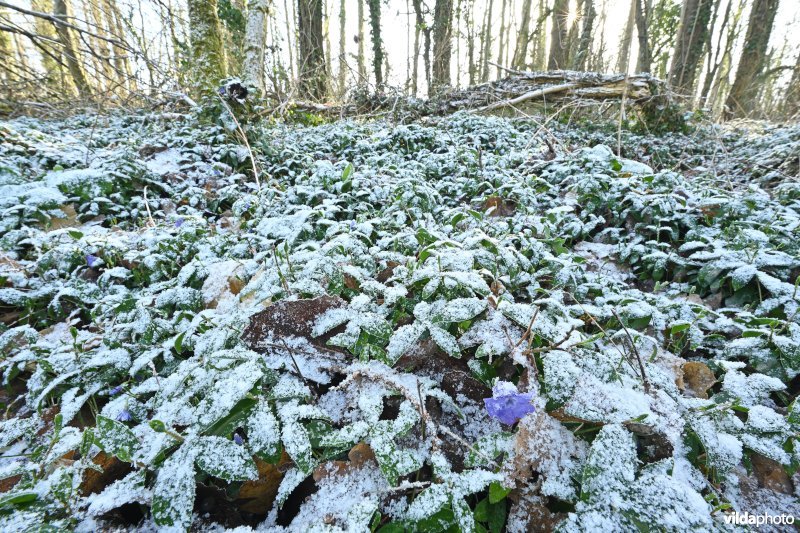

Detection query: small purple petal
xmin=484 ymin=381 xmax=535 ymax=425
xmin=233 ymin=433 xmax=244 ymax=445
xmin=116 ymin=409 xmax=133 ymax=422
xmin=86 ymin=254 xmax=99 ymax=268
xmin=174 ymin=217 xmax=184 ymax=228
xmin=109 ymin=386 xmax=123 ymax=396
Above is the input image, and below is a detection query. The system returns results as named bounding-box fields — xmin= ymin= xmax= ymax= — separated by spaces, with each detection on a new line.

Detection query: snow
xmin=0 ymin=111 xmax=799 ymax=531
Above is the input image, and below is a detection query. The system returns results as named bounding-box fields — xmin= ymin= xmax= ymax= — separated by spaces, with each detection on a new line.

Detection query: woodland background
xmin=0 ymin=0 xmax=799 ymax=119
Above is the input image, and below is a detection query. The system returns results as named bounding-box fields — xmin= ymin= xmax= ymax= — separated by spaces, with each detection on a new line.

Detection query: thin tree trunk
xmin=724 ymin=0 xmax=778 ymax=118
xmin=324 ymin=0 xmax=332 ymax=81
xmin=634 ymin=0 xmax=651 ymax=73
xmin=512 ymin=0 xmax=532 ymax=70
xmin=572 ymin=0 xmax=596 ymax=70
xmin=431 ymin=0 xmax=453 ymax=92
xmin=548 ymin=0 xmax=570 ymax=70
xmin=495 ymin=0 xmax=507 ymax=78
xmin=617 ymin=0 xmax=635 ymax=73
xmin=366 ymin=0 xmax=383 ymax=87
xmin=283 ymin=0 xmax=296 ymax=79
xmin=411 ymin=0 xmax=422 ymax=95
xmin=338 ymin=0 xmax=346 ymax=96
xmin=298 ymin=0 xmax=328 ymax=99
xmin=669 ymin=0 xmax=713 ymax=96
xmin=466 ymin=0 xmax=475 ymax=85
xmin=480 ymin=0 xmax=493 ymax=82
xmin=52 ymin=0 xmax=91 ymax=97
xmin=243 ymin=0 xmax=269 ymax=94
xmin=357 ymin=0 xmax=366 ymax=82
xmin=455 ymin=0 xmax=461 ymax=88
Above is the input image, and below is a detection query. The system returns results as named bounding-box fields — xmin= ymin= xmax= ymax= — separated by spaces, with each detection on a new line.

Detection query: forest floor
xmin=0 ymin=107 xmax=799 ymax=531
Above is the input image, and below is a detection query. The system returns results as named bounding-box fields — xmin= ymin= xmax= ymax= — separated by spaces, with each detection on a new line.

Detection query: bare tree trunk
xmin=338 ymin=0 xmax=346 ymax=96
xmin=548 ymin=0 xmax=570 ymax=70
xmin=366 ymin=0 xmax=383 ymax=87
xmin=634 ymin=0 xmax=651 ymax=73
xmin=669 ymin=0 xmax=713 ymax=96
xmin=479 ymin=0 xmax=493 ymax=82
xmin=357 ymin=0 xmax=366 ymax=82
xmin=724 ymin=0 xmax=778 ymax=118
xmin=512 ymin=0 xmax=532 ymax=70
xmin=495 ymin=0 xmax=507 ymax=78
xmin=700 ymin=0 xmax=728 ymax=102
xmin=455 ymin=0 xmax=461 ymax=88
xmin=411 ymin=0 xmax=422 ymax=95
xmin=617 ymin=0 xmax=635 ymax=73
xmin=530 ymin=0 xmax=548 ymax=70
xmin=283 ymin=0 xmax=296 ymax=79
xmin=243 ymin=0 xmax=269 ymax=94
xmin=572 ymin=0 xmax=596 ymax=70
xmin=298 ymin=0 xmax=328 ymax=99
xmin=108 ymin=0 xmax=135 ymax=91
xmin=431 ymin=0 xmax=453 ymax=92
xmin=52 ymin=0 xmax=91 ymax=97
xmin=466 ymin=0 xmax=475 ymax=85
xmin=324 ymin=0 xmax=332 ymax=81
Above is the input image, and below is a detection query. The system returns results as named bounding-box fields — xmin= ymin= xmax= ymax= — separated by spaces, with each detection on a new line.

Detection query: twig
xmin=218 ymin=95 xmax=261 ymax=190
xmin=610 ymin=309 xmax=650 ymax=393
xmin=142 ymin=186 xmax=155 ymax=227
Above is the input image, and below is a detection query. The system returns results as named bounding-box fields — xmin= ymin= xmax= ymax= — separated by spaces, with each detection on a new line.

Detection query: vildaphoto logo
xmin=723 ymin=511 xmax=795 ymax=527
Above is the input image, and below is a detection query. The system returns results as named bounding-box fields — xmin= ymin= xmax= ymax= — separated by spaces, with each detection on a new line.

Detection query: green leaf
xmin=152 ymin=446 xmax=197 ymax=527
xmin=95 ymin=415 xmax=139 ymax=463
xmin=670 ymin=322 xmax=691 ymax=334
xmin=429 ymin=325 xmax=461 ymax=358
xmin=488 ymin=481 xmax=512 ymax=504
xmin=194 ymin=436 xmax=258 ymax=481
xmin=0 ymin=491 xmax=38 ymax=510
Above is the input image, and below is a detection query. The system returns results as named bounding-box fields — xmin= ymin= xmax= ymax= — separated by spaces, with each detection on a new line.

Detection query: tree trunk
xmin=572 ymin=0 xmax=596 ymax=70
xmin=338 ymin=0 xmax=346 ymax=95
xmin=297 ymin=0 xmax=328 ymax=99
xmin=548 ymin=0 xmax=570 ymax=70
xmin=495 ymin=0 xmax=507 ymax=78
xmin=243 ymin=0 xmax=269 ymax=94
xmin=669 ymin=0 xmax=713 ymax=96
xmin=617 ymin=0 xmax=635 ymax=73
xmin=324 ymin=0 xmax=332 ymax=81
xmin=512 ymin=0 xmax=532 ymax=70
xmin=431 ymin=0 xmax=453 ymax=92
xmin=466 ymin=0 xmax=475 ymax=85
xmin=634 ymin=0 xmax=651 ymax=73
xmin=411 ymin=0 xmax=422 ymax=95
xmin=357 ymin=0 xmax=366 ymax=82
xmin=479 ymin=0 xmax=493 ymax=82
xmin=724 ymin=0 xmax=778 ymax=118
xmin=52 ymin=0 xmax=91 ymax=97
xmin=187 ymin=0 xmax=227 ymax=92
xmin=366 ymin=0 xmax=383 ymax=86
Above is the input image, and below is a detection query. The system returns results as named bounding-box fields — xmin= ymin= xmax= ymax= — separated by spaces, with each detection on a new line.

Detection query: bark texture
xmin=669 ymin=0 xmax=713 ymax=95
xmin=724 ymin=0 xmax=778 ymax=117
xmin=187 ymin=0 xmax=228 ymax=92
xmin=431 ymin=0 xmax=453 ymax=92
xmin=298 ymin=0 xmax=328 ymax=99
xmin=243 ymin=0 xmax=269 ymax=94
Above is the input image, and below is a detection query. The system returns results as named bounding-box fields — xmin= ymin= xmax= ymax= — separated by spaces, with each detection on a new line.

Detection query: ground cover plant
xmin=0 ymin=107 xmax=799 ymax=531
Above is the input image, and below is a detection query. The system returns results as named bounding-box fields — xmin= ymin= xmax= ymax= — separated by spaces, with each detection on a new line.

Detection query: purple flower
xmin=349 ymin=220 xmax=357 ymax=231
xmin=174 ymin=217 xmax=184 ymax=228
xmin=86 ymin=254 xmax=99 ymax=268
xmin=233 ymin=433 xmax=244 ymax=445
xmin=116 ymin=409 xmax=133 ymax=422
xmin=484 ymin=381 xmax=535 ymax=425
xmin=108 ymin=386 xmax=123 ymax=396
